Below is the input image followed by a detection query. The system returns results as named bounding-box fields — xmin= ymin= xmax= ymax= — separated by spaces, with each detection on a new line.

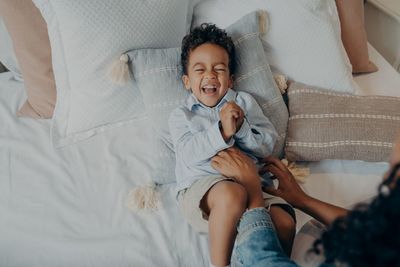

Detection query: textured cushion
xmin=285 ymin=82 xmax=400 ymax=162
xmin=0 ymin=0 xmax=56 ymax=118
xmin=192 ymin=0 xmax=358 ymax=93
xmin=336 ymin=0 xmax=378 ymax=74
xmin=0 ymin=17 xmax=22 ymax=80
xmin=127 ymin=11 xmax=288 ymax=184
xmin=32 ymin=0 xmax=191 ymax=147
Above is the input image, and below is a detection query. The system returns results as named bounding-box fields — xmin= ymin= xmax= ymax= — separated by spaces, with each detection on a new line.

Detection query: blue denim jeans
xmin=233 ymin=207 xmax=299 ymax=267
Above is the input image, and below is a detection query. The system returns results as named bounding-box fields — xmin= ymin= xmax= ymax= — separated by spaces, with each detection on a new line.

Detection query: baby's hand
xmin=219 ymin=102 xmax=244 ymax=141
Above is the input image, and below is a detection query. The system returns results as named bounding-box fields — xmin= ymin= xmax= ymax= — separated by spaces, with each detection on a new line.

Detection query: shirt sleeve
xmin=168 ymin=107 xmax=234 ymax=167
xmin=234 ymin=92 xmax=278 ymax=158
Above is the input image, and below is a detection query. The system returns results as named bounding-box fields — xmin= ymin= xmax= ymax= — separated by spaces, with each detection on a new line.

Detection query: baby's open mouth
xmin=202 ymin=84 xmax=217 ymax=94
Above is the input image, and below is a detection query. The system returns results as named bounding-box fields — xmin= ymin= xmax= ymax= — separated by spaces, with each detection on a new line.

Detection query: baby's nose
xmin=204 ymin=71 xmax=217 ymax=79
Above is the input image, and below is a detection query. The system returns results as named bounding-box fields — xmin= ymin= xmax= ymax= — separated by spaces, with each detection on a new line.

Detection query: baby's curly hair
xmin=181 ymin=23 xmax=236 ymax=75
xmin=313 ymin=164 xmax=400 ymax=267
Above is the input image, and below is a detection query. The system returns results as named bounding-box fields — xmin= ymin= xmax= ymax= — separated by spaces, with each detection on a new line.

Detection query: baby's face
xmin=183 ymin=43 xmax=233 ymax=107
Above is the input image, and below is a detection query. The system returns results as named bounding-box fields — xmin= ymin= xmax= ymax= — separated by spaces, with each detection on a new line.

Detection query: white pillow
xmin=187 ymin=0 xmax=205 ymax=32
xmin=32 ymin=0 xmax=191 ymax=147
xmin=192 ymin=0 xmax=358 ymax=93
xmin=0 ymin=17 xmax=23 ymax=81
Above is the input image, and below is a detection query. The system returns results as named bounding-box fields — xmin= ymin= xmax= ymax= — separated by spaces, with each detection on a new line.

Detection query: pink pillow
xmin=336 ymin=0 xmax=378 ymax=74
xmin=0 ymin=0 xmax=56 ymax=118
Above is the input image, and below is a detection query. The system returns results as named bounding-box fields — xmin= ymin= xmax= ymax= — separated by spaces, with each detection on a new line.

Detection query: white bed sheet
xmin=0 ymin=72 xmax=209 ymax=267
xmin=0 ymin=44 xmax=399 ymax=266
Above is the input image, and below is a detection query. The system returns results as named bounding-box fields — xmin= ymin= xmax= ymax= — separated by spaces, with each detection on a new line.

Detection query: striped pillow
xmin=285 ymin=82 xmax=400 ymax=162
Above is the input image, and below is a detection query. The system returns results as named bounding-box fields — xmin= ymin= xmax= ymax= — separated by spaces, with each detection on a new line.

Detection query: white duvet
xmin=0 ymin=43 xmax=398 ymax=266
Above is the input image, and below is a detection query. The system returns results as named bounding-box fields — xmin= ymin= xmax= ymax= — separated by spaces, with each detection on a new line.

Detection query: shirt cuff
xmin=234 ymin=118 xmax=251 ymax=139
xmin=210 ymin=121 xmax=234 ymax=151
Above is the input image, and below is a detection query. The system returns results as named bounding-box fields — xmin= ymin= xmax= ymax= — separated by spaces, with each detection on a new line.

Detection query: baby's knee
xmin=212 ymin=181 xmax=248 ymax=212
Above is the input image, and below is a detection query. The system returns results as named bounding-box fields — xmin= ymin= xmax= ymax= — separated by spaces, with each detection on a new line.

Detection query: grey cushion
xmin=127 ymin=11 xmax=288 ymax=184
xmin=285 ymin=82 xmax=400 ymax=162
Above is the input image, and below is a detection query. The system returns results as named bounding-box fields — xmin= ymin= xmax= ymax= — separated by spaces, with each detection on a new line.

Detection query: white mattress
xmin=0 ymin=46 xmax=399 ymax=266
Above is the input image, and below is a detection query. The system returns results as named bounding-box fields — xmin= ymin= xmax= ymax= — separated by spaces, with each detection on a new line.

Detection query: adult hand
xmin=211 ymin=147 xmax=258 ymax=183
xmin=219 ymin=102 xmax=244 ymax=141
xmin=261 ymin=156 xmax=348 ymax=225
xmin=260 ymin=156 xmax=309 ymax=210
xmin=211 ymin=147 xmax=264 ymax=208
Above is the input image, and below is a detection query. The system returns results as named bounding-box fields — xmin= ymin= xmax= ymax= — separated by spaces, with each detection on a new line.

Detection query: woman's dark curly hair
xmin=313 ymin=163 xmax=400 ymax=267
xmin=181 ymin=23 xmax=236 ymax=75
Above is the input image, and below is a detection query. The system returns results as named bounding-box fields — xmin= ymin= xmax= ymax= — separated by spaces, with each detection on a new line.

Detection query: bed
xmin=1 ymin=1 xmax=400 ymax=266
xmin=0 ymin=43 xmax=399 ymax=267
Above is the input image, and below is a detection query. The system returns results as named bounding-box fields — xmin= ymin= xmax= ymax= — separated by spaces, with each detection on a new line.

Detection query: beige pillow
xmin=336 ymin=0 xmax=378 ymax=74
xmin=0 ymin=0 xmax=56 ymax=118
xmin=285 ymin=82 xmax=400 ymax=162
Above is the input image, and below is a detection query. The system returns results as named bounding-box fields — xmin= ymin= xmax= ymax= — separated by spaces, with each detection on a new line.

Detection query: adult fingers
xmin=222 ymin=147 xmax=242 ymax=157
xmin=258 ymin=166 xmax=277 ymax=180
xmin=214 ymin=150 xmax=227 ymax=161
xmin=216 ymin=150 xmax=239 ymax=166
xmin=261 ymin=156 xmax=289 ymax=173
xmin=210 ymin=157 xmax=221 ymax=171
xmin=264 ymin=164 xmax=287 ymax=181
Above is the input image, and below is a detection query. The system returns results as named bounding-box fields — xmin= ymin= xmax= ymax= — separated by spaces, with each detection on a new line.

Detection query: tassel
xmin=281 ymin=159 xmax=310 ymax=184
xmin=107 ymin=53 xmax=131 ymax=86
xmin=257 ymin=10 xmax=269 ymax=35
xmin=126 ymin=182 xmax=161 ymax=212
xmin=274 ymin=74 xmax=288 ymax=94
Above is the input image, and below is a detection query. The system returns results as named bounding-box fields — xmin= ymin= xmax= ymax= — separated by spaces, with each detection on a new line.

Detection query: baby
xmin=168 ymin=23 xmax=295 ymax=267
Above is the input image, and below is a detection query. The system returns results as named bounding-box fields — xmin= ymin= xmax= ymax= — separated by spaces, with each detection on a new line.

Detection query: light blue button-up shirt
xmin=168 ymin=89 xmax=278 ymax=193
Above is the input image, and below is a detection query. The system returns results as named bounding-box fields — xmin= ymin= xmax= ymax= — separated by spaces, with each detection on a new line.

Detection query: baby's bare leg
xmin=269 ymin=205 xmax=296 ymax=256
xmin=200 ymin=181 xmax=248 ymax=267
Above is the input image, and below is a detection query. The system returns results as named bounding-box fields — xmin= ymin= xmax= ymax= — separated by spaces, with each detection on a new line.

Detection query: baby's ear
xmin=229 ymin=75 xmax=234 ymax=88
xmin=182 ymin=75 xmax=191 ymax=90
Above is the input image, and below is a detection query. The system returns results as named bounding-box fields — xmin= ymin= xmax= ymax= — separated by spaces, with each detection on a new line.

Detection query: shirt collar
xmin=186 ymin=88 xmax=237 ymax=111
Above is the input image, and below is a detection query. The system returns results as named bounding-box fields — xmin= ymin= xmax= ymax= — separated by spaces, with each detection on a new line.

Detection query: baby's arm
xmin=234 ymin=93 xmax=278 ymax=158
xmin=168 ymin=107 xmax=234 ymax=166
